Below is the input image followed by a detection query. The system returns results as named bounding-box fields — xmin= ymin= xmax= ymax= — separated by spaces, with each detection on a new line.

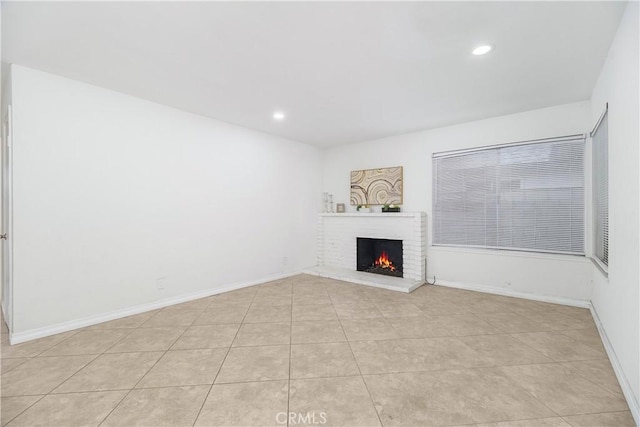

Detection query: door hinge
xmin=0 ymin=234 xmax=7 ymax=240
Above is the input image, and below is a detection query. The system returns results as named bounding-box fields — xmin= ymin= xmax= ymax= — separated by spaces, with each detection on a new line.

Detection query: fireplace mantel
xmin=309 ymin=212 xmax=427 ymax=292
xmin=320 ymin=212 xmax=420 ymax=218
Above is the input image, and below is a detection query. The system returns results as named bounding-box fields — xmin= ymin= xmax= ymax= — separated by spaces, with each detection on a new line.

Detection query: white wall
xmin=9 ymin=65 xmax=321 ymax=335
xmin=323 ymin=101 xmax=594 ymax=302
xmin=589 ymin=1 xmax=639 ymax=415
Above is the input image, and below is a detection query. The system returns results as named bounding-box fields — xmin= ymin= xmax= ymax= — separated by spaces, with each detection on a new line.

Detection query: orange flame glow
xmin=374 ymin=251 xmax=396 ymax=271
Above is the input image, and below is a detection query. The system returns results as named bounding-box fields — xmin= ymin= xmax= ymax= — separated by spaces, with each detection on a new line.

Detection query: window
xmin=591 ymin=107 xmax=608 ymax=267
xmin=432 ymin=135 xmax=585 ymax=255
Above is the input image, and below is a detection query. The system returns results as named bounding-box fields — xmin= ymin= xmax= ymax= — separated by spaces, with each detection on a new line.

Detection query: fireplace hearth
xmin=357 ymin=237 xmax=403 ymax=278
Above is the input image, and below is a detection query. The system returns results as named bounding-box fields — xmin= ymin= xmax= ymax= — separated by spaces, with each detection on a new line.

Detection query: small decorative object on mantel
xmin=322 ymin=192 xmax=335 ymax=213
xmin=336 ymin=203 xmax=345 ymax=213
xmin=350 ymin=166 xmax=403 ymax=206
xmin=382 ymin=204 xmax=401 ymax=213
xmin=357 ymin=204 xmax=372 ymax=213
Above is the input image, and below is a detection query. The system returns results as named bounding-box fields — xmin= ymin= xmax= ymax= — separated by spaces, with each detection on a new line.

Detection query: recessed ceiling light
xmin=472 ymin=44 xmax=494 ymax=56
xmin=273 ymin=111 xmax=285 ymax=121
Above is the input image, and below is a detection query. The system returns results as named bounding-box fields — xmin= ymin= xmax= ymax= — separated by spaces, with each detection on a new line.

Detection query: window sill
xmin=591 ymin=257 xmax=609 ymax=278
xmin=430 ymin=245 xmax=589 ymax=263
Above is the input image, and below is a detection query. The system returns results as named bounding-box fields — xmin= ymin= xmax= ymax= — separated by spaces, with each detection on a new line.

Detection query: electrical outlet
xmin=282 ymin=256 xmax=288 ymax=267
xmin=156 ymin=278 xmax=166 ymax=290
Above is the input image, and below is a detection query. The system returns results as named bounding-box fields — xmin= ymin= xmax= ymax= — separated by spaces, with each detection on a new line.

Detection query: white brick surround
xmin=316 ymin=212 xmax=427 ymax=288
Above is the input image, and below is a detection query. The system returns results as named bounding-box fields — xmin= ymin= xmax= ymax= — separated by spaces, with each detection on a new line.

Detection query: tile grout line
xmin=2 ymin=350 xmax=104 ymax=424
xmin=95 ymin=302 xmax=209 ymax=427
xmin=475 ymin=365 xmax=563 ymax=424
xmin=491 ymin=364 xmax=623 ymax=423
xmin=1 ymin=324 xmax=141 ymax=425
xmin=557 ymin=363 xmax=633 ymax=402
xmin=190 ymin=288 xmax=259 ymax=427
xmin=559 ymin=409 xmax=636 ymax=422
xmin=0 ymin=357 xmax=30 ymax=374
xmin=506 ymin=332 xmax=608 ymax=363
xmin=46 ymin=328 xmax=140 ymax=392
xmin=215 ymin=373 xmax=362 ymax=386
xmin=0 ymin=393 xmax=48 ymax=426
xmin=333 ymin=299 xmax=385 ymax=427
xmin=287 ymin=285 xmax=293 ymax=427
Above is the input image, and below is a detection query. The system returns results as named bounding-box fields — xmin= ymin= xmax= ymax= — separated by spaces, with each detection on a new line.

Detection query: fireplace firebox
xmin=357 ymin=238 xmax=403 ymax=278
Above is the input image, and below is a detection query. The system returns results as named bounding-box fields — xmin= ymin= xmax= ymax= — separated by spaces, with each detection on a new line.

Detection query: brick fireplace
xmin=313 ymin=212 xmax=427 ymax=292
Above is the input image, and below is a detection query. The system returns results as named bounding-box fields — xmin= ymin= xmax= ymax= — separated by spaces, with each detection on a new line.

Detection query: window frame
xmin=590 ymin=104 xmax=609 ymax=273
xmin=432 ymin=134 xmax=587 ymax=256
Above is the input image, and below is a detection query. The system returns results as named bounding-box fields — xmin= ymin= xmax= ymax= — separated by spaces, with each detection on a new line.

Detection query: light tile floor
xmin=0 ymin=274 xmax=635 ymax=427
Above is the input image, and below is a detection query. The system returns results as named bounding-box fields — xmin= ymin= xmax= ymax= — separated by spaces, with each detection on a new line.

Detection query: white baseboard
xmin=432 ymin=279 xmax=591 ymax=308
xmin=9 ymin=270 xmax=305 ymax=345
xmin=589 ymin=305 xmax=640 ymax=427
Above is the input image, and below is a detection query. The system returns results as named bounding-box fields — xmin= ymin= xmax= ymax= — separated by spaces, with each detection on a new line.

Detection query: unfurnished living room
xmin=0 ymin=1 xmax=639 ymax=426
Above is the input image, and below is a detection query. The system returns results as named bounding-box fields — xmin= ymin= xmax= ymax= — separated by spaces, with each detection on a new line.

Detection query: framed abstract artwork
xmin=350 ymin=166 xmax=403 ymax=206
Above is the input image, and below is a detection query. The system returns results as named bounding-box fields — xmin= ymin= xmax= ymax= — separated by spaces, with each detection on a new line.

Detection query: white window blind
xmin=433 ymin=136 xmax=585 ymax=255
xmin=591 ymin=108 xmax=608 ymax=266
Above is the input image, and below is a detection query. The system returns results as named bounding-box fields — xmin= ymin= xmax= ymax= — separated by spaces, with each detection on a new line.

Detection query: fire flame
xmin=374 ymin=251 xmax=396 ymax=271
